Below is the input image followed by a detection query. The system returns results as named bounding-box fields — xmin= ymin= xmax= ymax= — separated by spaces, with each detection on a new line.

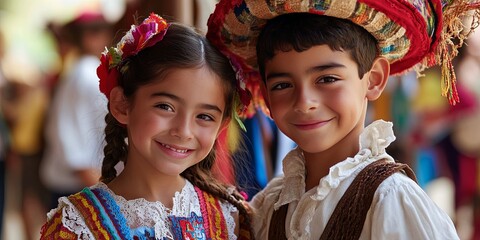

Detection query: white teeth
xmin=161 ymin=143 xmax=188 ymax=153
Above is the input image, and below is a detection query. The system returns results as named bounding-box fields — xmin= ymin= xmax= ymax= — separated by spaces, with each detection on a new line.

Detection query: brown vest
xmin=268 ymin=159 xmax=417 ymax=240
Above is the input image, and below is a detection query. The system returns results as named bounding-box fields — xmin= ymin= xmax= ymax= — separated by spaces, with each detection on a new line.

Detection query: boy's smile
xmin=264 ymin=45 xmax=370 ymax=158
xmin=293 ymin=117 xmax=334 ymax=130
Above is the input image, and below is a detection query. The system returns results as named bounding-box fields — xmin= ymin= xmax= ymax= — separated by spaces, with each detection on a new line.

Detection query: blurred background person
xmin=0 ymin=27 xmax=11 ymax=240
xmin=39 ymin=11 xmax=113 ymax=213
xmin=0 ymin=26 xmax=48 ymax=240
xmin=0 ymin=95 xmax=8 ymax=240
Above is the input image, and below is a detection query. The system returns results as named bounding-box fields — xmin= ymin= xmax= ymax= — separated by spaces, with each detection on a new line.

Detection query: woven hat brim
xmin=207 ymin=0 xmax=442 ymax=76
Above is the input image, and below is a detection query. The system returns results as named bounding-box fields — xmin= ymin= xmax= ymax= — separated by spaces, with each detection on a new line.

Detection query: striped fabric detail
xmin=40 ymin=210 xmax=77 ymax=239
xmin=67 ymin=188 xmax=131 ymax=240
xmin=195 ymin=187 xmax=228 ymax=240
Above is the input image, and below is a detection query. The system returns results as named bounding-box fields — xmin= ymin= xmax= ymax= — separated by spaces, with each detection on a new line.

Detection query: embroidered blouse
xmin=250 ymin=120 xmax=459 ymax=240
xmin=44 ymin=180 xmax=238 ymax=239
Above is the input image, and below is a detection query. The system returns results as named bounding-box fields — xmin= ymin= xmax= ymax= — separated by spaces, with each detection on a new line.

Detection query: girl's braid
xmin=100 ymin=112 xmax=128 ymax=184
xmin=183 ymin=165 xmax=254 ymax=239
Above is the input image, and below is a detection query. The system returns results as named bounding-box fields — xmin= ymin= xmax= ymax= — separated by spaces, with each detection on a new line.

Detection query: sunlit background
xmin=0 ymin=0 xmax=124 ymax=76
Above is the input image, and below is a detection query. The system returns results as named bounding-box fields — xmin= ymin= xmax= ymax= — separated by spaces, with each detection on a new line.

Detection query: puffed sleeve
xmin=40 ymin=206 xmax=78 ymax=239
xmin=366 ymin=173 xmax=459 ymax=240
xmin=40 ymin=197 xmax=93 ymax=240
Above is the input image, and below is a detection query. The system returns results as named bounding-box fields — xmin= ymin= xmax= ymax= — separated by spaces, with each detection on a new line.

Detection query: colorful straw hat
xmin=207 ymin=0 xmax=480 ymax=115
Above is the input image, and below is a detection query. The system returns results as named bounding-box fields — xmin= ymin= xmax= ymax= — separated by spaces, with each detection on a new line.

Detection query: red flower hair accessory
xmin=97 ymin=13 xmax=169 ymax=99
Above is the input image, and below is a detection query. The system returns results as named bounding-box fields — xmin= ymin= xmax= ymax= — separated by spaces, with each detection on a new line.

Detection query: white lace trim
xmin=276 ymin=120 xmax=397 ymax=206
xmin=221 ymin=198 xmax=238 ymax=240
xmin=50 ymin=180 xmax=238 ymax=239
xmin=313 ymin=120 xmax=395 ymax=200
xmin=102 ymin=181 xmax=197 ymax=239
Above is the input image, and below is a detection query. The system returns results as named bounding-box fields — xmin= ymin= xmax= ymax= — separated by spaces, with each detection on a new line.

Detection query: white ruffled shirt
xmin=47 ymin=180 xmax=238 ymax=239
xmin=250 ymin=120 xmax=459 ymax=240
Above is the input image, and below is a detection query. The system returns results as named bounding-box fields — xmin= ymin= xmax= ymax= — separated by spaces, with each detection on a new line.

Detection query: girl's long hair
xmin=100 ymin=22 xmax=253 ymax=238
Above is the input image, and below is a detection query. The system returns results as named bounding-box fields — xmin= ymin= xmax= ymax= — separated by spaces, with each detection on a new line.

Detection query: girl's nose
xmin=170 ymin=117 xmax=194 ymax=140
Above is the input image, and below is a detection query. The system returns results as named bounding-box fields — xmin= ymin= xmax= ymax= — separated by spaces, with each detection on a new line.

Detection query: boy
xmin=207 ymin=0 xmax=480 ymax=239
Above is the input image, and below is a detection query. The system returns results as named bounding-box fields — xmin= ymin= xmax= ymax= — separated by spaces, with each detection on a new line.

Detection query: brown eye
xmin=317 ymin=76 xmax=338 ymax=83
xmin=155 ymin=103 xmax=174 ymax=112
xmin=271 ymin=82 xmax=291 ymax=91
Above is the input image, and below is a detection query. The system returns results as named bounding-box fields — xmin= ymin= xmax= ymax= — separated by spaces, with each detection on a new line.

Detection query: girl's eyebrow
xmin=199 ymin=103 xmax=223 ymax=113
xmin=151 ymin=92 xmax=222 ymax=113
xmin=265 ymin=62 xmax=346 ymax=82
xmin=152 ymin=92 xmax=180 ymax=101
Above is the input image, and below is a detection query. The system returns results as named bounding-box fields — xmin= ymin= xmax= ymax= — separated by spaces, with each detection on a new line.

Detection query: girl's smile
xmin=157 ymin=142 xmax=192 ymax=157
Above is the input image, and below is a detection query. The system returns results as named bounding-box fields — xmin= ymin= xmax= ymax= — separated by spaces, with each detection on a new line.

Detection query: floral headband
xmin=97 ymin=13 xmax=169 ymax=100
xmin=97 ymin=13 xmax=249 ymax=130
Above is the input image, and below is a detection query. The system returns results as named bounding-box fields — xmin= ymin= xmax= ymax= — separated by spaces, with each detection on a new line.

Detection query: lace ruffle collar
xmin=93 ymin=180 xmax=237 ymax=239
xmin=95 ymin=180 xmax=191 ymax=211
xmin=275 ymin=120 xmax=396 ymax=208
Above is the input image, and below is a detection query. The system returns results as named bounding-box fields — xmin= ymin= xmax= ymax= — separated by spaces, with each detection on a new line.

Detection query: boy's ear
xmin=366 ymin=56 xmax=390 ymax=101
xmin=109 ymin=86 xmax=129 ymax=125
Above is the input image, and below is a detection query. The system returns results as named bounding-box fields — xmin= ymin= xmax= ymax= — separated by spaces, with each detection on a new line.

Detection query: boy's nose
xmin=293 ymin=87 xmax=318 ymax=113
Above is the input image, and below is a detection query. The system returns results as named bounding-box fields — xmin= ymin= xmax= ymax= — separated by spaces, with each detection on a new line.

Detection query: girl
xmin=41 ymin=13 xmax=253 ymax=239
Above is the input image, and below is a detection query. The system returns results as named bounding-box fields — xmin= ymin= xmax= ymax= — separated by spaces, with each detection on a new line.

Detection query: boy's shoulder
xmin=249 ymin=175 xmax=285 ymax=206
xmin=376 ymin=169 xmax=421 ymax=198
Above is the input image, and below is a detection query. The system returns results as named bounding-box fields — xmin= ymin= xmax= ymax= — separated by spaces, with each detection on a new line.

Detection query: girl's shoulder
xmin=41 ymin=204 xmax=79 ymax=239
xmin=42 ymin=187 xmax=101 ymax=239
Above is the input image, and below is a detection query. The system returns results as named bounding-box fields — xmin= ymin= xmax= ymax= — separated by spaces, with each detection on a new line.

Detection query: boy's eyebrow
xmin=265 ymin=62 xmax=346 ymax=82
xmin=307 ymin=62 xmax=346 ymax=74
xmin=151 ymin=92 xmax=222 ymax=113
xmin=265 ymin=72 xmax=290 ymax=82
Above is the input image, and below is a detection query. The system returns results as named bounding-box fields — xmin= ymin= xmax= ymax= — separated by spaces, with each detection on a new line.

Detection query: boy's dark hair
xmin=256 ymin=13 xmax=379 ymax=81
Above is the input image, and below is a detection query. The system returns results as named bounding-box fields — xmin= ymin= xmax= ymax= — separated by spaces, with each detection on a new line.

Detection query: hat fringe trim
xmin=423 ymin=1 xmax=480 ymax=105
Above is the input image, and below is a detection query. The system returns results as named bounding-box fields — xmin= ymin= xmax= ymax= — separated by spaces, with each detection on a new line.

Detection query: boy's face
xmin=263 ymin=45 xmax=370 ymax=154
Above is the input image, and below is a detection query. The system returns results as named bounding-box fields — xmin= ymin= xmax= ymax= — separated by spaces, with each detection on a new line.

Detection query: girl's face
xmin=122 ymin=66 xmax=226 ymax=178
